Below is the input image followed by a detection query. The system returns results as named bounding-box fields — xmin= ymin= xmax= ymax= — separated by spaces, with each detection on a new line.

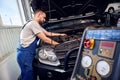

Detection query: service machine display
xmin=71 ymin=27 xmax=120 ymax=80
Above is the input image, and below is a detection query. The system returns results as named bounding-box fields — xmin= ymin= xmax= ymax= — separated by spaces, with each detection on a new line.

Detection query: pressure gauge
xmin=96 ymin=60 xmax=110 ymax=76
xmin=81 ymin=55 xmax=92 ymax=68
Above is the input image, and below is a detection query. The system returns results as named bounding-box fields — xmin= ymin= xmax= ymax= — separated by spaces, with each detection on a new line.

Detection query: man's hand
xmin=60 ymin=33 xmax=67 ymax=37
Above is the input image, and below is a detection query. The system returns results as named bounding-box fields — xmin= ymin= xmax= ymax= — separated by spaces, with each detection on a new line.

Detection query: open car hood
xmin=31 ymin=0 xmax=111 ymax=22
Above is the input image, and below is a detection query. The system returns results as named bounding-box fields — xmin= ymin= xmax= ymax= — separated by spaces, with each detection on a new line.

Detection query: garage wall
xmin=0 ymin=27 xmax=21 ymax=80
xmin=0 ymin=27 xmax=21 ymax=59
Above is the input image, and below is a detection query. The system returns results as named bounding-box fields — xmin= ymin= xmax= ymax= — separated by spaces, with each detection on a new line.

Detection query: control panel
xmin=71 ymin=27 xmax=120 ymax=80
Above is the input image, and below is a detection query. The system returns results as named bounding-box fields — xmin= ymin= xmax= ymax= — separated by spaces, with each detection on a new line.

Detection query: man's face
xmin=39 ymin=13 xmax=46 ymax=24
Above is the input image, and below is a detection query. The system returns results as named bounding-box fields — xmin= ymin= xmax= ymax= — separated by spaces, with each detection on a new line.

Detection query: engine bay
xmin=35 ymin=19 xmax=96 ymax=67
xmin=36 ymin=24 xmax=82 ymax=67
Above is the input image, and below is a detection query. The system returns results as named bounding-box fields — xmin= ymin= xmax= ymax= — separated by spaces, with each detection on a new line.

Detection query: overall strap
xmin=22 ymin=20 xmax=32 ymax=29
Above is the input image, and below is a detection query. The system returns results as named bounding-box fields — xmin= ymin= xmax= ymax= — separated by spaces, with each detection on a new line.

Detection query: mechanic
xmin=16 ymin=9 xmax=67 ymax=80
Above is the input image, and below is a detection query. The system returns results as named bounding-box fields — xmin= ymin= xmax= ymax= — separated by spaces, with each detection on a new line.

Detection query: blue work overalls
xmin=17 ymin=34 xmax=39 ymax=80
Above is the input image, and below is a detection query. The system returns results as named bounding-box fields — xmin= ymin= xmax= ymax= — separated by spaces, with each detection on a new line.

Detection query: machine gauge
xmin=81 ymin=55 xmax=92 ymax=68
xmin=96 ymin=60 xmax=110 ymax=76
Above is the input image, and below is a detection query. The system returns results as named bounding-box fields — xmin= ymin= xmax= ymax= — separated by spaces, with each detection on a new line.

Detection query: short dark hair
xmin=34 ymin=9 xmax=45 ymax=15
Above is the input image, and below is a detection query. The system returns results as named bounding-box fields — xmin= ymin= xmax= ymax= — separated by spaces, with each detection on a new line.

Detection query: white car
xmin=105 ymin=2 xmax=120 ymax=13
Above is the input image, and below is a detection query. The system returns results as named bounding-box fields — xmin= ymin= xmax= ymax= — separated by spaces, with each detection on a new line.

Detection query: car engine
xmin=36 ymin=19 xmax=96 ymax=68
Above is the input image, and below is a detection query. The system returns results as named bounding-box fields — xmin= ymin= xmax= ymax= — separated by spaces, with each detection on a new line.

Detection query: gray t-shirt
xmin=20 ymin=20 xmax=45 ymax=47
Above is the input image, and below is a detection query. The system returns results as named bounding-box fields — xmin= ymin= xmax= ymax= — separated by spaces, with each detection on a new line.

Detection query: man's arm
xmin=43 ymin=30 xmax=67 ymax=37
xmin=36 ymin=32 xmax=59 ymax=46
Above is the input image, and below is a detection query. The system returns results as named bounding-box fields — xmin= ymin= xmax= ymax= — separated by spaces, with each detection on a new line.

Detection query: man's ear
xmin=36 ymin=12 xmax=40 ymax=18
xmin=38 ymin=13 xmax=42 ymax=18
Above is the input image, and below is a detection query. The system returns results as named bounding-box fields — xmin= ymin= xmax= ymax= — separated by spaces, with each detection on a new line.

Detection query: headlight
xmin=38 ymin=49 xmax=48 ymax=60
xmin=38 ymin=48 xmax=60 ymax=66
xmin=48 ymin=55 xmax=57 ymax=62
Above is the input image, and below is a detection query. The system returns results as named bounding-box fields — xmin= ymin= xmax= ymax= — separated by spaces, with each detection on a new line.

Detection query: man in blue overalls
xmin=17 ymin=10 xmax=67 ymax=80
